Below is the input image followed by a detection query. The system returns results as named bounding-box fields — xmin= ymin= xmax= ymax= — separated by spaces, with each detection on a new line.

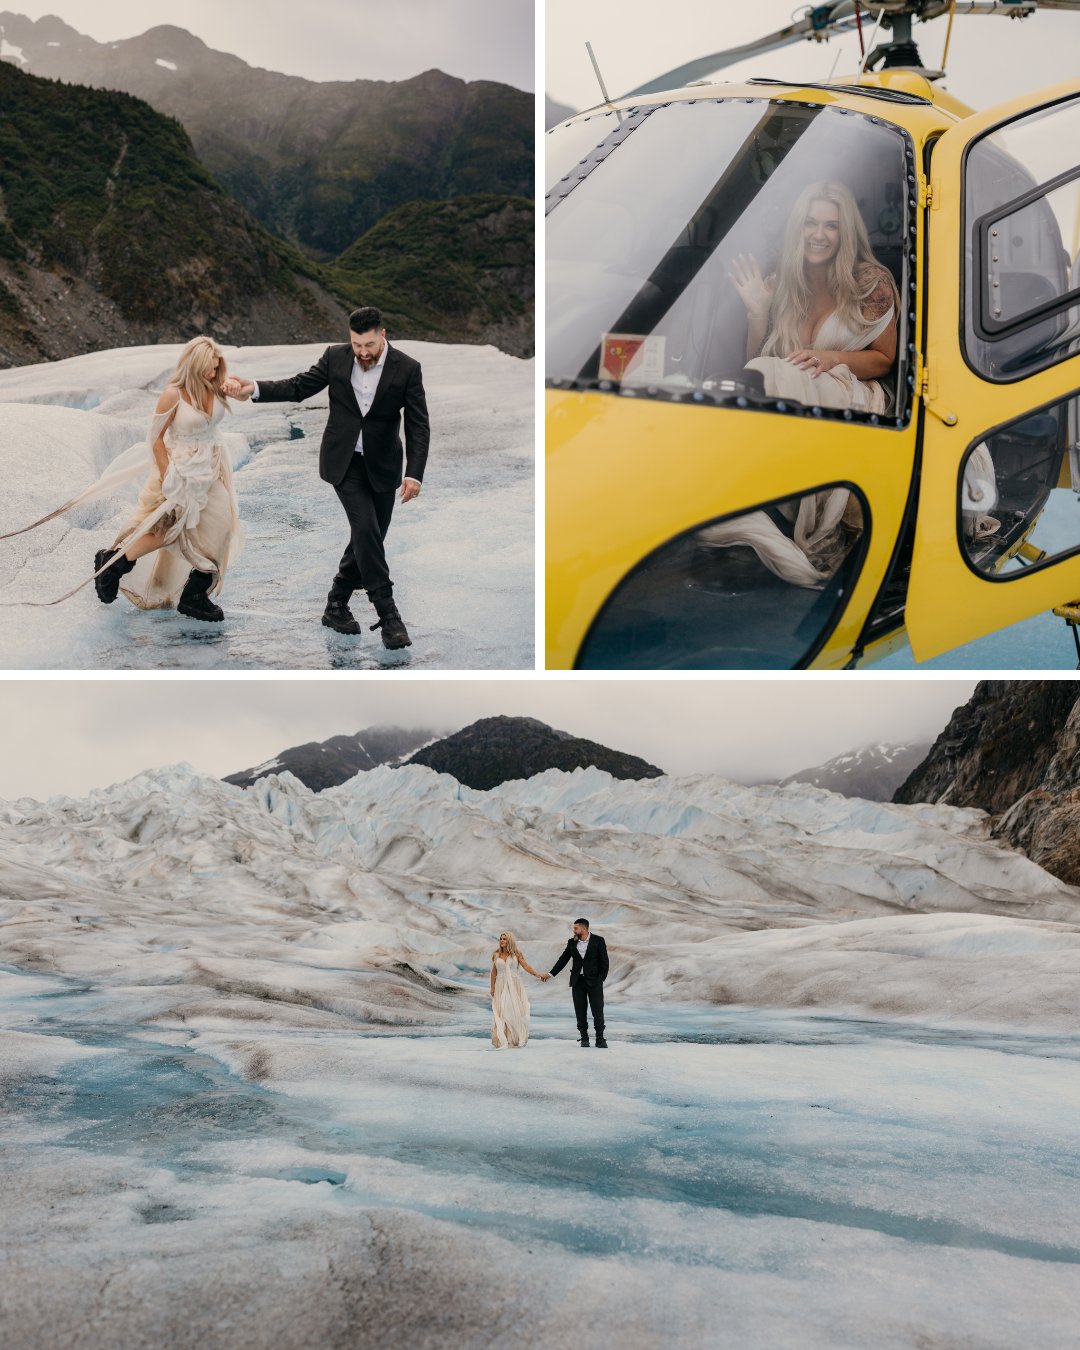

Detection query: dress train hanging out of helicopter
xmin=545 ymin=0 xmax=1080 ymax=668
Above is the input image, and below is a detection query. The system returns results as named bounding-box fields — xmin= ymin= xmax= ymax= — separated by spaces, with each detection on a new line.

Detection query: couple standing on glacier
xmin=0 ymin=309 xmax=429 ymax=651
xmin=491 ymin=920 xmax=609 ymax=1049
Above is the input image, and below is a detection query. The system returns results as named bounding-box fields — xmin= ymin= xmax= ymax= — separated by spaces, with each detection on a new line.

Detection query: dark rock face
xmin=406 ymin=716 xmax=664 ymax=791
xmin=894 ymin=680 xmax=1080 ymax=884
xmin=225 ymin=727 xmax=437 ymax=793
xmin=0 ymin=60 xmax=346 ymax=366
xmin=780 ymin=741 xmax=932 ymax=802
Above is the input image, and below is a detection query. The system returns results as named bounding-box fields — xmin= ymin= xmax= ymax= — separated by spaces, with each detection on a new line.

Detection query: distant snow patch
xmin=1 ymin=40 xmax=27 ymax=64
xmin=155 ymin=58 xmax=178 ymax=71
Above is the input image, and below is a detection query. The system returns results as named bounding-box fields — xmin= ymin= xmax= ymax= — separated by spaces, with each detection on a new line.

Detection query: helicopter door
xmin=906 ymin=80 xmax=1080 ymax=661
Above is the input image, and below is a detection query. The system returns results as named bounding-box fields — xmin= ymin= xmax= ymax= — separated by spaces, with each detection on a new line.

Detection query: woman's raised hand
xmin=728 ymin=253 xmax=774 ymax=319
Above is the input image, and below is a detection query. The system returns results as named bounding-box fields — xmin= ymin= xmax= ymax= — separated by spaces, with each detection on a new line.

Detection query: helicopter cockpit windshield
xmin=547 ymin=98 xmax=911 ymax=422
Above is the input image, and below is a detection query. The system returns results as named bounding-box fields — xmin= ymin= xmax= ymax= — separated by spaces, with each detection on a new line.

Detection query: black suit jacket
xmin=254 ymin=343 xmax=430 ymax=491
xmin=550 ymin=934 xmax=609 ymax=988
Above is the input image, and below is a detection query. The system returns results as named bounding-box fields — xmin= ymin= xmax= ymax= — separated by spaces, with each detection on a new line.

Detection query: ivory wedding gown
xmin=491 ymin=956 xmax=530 ymax=1049
xmin=0 ymin=393 xmax=242 ymax=608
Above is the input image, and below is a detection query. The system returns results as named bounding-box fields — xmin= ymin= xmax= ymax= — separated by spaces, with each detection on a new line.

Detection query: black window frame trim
xmin=958 ymin=87 xmax=1080 ymax=386
xmin=953 ymin=381 xmax=1080 ymax=586
xmin=973 ymin=161 xmax=1080 ymax=342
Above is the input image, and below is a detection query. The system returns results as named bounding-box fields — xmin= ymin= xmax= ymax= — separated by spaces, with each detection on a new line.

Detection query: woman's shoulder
xmin=856 ymin=263 xmax=896 ymax=318
xmin=155 ymin=386 xmax=182 ymax=413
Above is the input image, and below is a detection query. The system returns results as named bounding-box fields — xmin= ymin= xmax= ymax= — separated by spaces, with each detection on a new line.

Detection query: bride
xmin=0 ymin=335 xmax=243 ymax=621
xmin=730 ymin=180 xmax=899 ymax=413
xmin=706 ymin=182 xmax=899 ymax=587
xmin=490 ymin=931 xmax=544 ymax=1049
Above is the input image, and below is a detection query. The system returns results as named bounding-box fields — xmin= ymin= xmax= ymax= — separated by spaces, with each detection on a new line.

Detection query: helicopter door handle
xmin=918 ymin=359 xmax=958 ymax=426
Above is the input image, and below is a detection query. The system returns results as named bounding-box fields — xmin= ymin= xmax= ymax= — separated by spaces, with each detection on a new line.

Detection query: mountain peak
xmin=406 ymin=717 xmax=663 ymax=792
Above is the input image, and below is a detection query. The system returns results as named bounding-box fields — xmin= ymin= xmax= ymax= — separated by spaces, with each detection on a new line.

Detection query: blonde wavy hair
xmin=494 ymin=931 xmax=525 ymax=962
xmin=167 ymin=335 xmax=230 ymax=413
xmin=761 ymin=181 xmax=898 ymax=359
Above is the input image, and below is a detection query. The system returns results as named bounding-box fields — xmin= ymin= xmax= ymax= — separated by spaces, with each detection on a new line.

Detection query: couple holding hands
xmin=1 ymin=308 xmax=429 ymax=650
xmin=491 ymin=920 xmax=609 ymax=1050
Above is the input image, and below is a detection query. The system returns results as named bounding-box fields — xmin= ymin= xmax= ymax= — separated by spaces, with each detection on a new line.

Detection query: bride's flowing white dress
xmin=700 ymin=295 xmax=895 ymax=588
xmin=0 ymin=394 xmax=242 ymax=607
xmin=491 ymin=956 xmax=530 ymax=1049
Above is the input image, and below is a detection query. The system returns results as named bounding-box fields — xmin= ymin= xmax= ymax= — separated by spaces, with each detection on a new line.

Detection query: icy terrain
xmin=3 ymin=767 xmax=1079 ymax=1347
xmin=0 ymin=341 xmax=533 ymax=669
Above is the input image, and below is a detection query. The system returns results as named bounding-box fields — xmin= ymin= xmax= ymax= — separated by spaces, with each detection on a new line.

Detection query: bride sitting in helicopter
xmin=729 ymin=180 xmax=899 ymax=414
xmin=702 ymin=181 xmax=901 ymax=588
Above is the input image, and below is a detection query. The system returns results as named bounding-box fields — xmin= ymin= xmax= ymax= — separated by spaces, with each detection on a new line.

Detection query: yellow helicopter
xmin=546 ymin=0 xmax=1080 ymax=669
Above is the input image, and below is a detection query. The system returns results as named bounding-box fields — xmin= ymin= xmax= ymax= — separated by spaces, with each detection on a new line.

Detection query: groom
xmin=229 ymin=307 xmax=429 ymax=648
xmin=542 ymin=918 xmax=609 ymax=1047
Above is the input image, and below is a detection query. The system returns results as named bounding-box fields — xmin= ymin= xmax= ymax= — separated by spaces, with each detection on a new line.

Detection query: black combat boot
xmin=93 ymin=548 xmax=136 ymax=604
xmin=177 ymin=569 xmax=224 ymax=622
xmin=322 ymin=594 xmax=361 ymax=635
xmin=368 ymin=589 xmax=411 ymax=649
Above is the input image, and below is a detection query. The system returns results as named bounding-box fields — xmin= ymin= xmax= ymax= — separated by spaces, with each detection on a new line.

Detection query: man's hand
xmin=539 ymin=973 xmax=551 ymax=982
xmin=400 ymin=478 xmax=421 ymax=503
xmin=223 ymin=377 xmax=254 ymax=400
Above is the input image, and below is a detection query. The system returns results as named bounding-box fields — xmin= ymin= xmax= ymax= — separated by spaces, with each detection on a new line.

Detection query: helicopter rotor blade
xmin=621 ymin=9 xmax=861 ymax=99
xmin=621 ymin=0 xmax=1080 ymax=101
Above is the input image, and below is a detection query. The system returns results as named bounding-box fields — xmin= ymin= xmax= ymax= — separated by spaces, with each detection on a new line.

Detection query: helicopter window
xmin=958 ymin=390 xmax=1080 ymax=582
xmin=575 ymin=484 xmax=869 ymax=671
xmin=546 ymin=99 xmax=911 ymax=425
xmin=963 ymin=94 xmax=1080 ymax=382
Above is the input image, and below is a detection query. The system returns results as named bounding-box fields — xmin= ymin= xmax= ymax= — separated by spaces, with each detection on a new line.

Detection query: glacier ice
xmin=2 ymin=766 xmax=1079 ymax=1346
xmin=0 ymin=341 xmax=533 ymax=669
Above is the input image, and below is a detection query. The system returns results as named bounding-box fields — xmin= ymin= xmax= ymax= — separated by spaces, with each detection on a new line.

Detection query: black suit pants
xmin=330 ymin=455 xmax=396 ymax=603
xmin=572 ymin=981 xmax=605 ymax=1038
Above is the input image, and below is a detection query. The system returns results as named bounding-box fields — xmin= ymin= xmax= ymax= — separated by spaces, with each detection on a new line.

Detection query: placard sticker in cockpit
xmin=599 ymin=333 xmax=666 ymax=384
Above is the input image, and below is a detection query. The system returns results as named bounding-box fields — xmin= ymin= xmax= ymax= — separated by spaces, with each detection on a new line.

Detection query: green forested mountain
xmin=0 ymin=60 xmax=347 ymax=365
xmin=0 ymin=15 xmax=534 ymax=259
xmin=330 ymin=195 xmax=534 ymax=351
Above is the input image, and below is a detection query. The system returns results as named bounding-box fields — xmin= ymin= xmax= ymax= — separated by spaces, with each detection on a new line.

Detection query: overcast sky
xmin=547 ymin=0 xmax=1080 ymax=111
xmin=3 ymin=0 xmax=534 ymax=89
xmin=0 ymin=678 xmax=978 ymax=801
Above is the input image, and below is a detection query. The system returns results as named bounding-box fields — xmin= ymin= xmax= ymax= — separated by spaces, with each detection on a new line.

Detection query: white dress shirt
xmin=250 ymin=343 xmax=419 ymax=486
xmin=349 ymin=341 xmax=387 ymax=456
xmin=576 ymin=936 xmax=589 ymax=961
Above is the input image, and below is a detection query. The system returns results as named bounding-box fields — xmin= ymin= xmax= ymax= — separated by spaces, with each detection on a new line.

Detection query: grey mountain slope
xmin=225 ymin=727 xmax=439 ymax=793
xmin=779 ymin=741 xmax=933 ymax=803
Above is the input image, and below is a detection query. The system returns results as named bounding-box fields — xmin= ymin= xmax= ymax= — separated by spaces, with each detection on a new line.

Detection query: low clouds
xmin=6 ymin=0 xmax=534 ymax=89
xmin=0 ymin=679 xmax=976 ymax=801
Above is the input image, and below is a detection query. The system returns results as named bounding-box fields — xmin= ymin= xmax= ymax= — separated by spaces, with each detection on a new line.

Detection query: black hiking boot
xmin=595 ymin=1037 xmax=608 ymax=1048
xmin=322 ymin=599 xmax=361 ymax=635
xmin=579 ymin=1035 xmax=590 ymax=1047
xmin=93 ymin=548 xmax=136 ymax=604
xmin=369 ymin=593 xmax=411 ymax=649
xmin=177 ymin=569 xmax=224 ymax=623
